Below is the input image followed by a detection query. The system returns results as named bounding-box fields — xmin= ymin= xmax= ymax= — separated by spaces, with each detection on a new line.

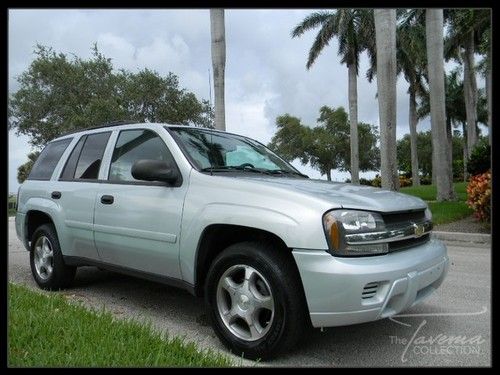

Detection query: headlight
xmin=323 ymin=210 xmax=388 ymax=256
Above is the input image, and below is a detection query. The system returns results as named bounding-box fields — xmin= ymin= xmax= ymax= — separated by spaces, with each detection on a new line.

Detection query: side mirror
xmin=131 ymin=159 xmax=179 ymax=184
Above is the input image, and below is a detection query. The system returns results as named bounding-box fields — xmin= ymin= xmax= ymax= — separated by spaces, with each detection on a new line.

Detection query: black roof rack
xmin=59 ymin=120 xmax=142 ymax=138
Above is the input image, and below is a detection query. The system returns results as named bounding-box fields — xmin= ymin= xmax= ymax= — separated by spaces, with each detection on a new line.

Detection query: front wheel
xmin=205 ymin=241 xmax=308 ymax=360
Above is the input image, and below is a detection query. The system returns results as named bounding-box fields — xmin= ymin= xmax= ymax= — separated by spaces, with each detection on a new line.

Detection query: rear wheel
xmin=30 ymin=224 xmax=76 ymax=290
xmin=205 ymin=241 xmax=308 ymax=360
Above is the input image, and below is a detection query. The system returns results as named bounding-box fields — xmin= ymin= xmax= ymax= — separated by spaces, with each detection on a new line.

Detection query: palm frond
xmin=306 ymin=17 xmax=336 ymax=69
xmin=291 ymin=11 xmax=334 ymax=38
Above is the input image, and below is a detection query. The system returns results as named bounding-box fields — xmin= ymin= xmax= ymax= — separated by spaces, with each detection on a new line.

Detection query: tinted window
xmin=60 ymin=136 xmax=86 ymax=180
xmin=60 ymin=132 xmax=110 ymax=180
xmin=109 ymin=129 xmax=174 ymax=182
xmin=28 ymin=138 xmax=72 ymax=180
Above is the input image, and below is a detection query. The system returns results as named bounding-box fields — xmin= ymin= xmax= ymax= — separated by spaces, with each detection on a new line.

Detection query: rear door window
xmin=60 ymin=132 xmax=111 ymax=180
xmin=28 ymin=138 xmax=72 ymax=180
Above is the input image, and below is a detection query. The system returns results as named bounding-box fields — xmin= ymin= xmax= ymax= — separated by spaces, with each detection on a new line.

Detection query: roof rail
xmin=59 ymin=120 xmax=141 ymax=137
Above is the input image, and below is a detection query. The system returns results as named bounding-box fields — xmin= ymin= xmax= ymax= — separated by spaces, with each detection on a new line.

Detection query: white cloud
xmin=96 ymin=32 xmax=137 ymax=68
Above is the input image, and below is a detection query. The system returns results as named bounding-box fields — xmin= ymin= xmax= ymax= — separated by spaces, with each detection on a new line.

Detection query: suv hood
xmin=235 ymin=175 xmax=427 ymax=213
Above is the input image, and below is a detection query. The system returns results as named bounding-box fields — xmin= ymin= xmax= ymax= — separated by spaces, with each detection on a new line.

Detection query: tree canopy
xmin=268 ymin=106 xmax=379 ymax=180
xmin=9 ymin=44 xmax=214 ymax=149
xmin=397 ymin=130 xmax=464 ymax=178
xmin=17 ymin=151 xmax=40 ymax=184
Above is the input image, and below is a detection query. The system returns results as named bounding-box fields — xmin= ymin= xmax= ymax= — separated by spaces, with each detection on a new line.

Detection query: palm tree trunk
xmin=462 ymin=30 xmax=478 ymax=156
xmin=210 ymin=9 xmax=226 ymax=131
xmin=462 ymin=122 xmax=468 ymax=181
xmin=409 ymin=89 xmax=420 ymax=186
xmin=348 ymin=63 xmax=359 ymax=185
xmin=425 ymin=9 xmax=456 ymax=201
xmin=446 ymin=117 xmax=453 ymax=181
xmin=486 ymin=64 xmax=492 ymax=146
xmin=374 ymin=9 xmax=399 ymax=191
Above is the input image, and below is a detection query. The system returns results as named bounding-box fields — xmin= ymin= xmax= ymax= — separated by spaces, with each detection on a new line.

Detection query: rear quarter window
xmin=28 ymin=138 xmax=73 ymax=180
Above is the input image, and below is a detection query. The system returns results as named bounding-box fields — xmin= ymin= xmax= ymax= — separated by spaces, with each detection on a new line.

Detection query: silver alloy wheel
xmin=33 ymin=235 xmax=54 ymax=280
xmin=216 ymin=264 xmax=275 ymax=341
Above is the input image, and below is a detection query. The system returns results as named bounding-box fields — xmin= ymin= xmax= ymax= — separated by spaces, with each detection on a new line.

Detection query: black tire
xmin=205 ymin=241 xmax=309 ymax=360
xmin=30 ymin=223 xmax=76 ymax=290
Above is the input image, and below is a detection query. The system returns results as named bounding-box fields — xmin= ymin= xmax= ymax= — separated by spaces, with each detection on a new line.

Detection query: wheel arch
xmin=25 ymin=210 xmax=57 ymax=247
xmin=193 ymin=224 xmax=293 ymax=297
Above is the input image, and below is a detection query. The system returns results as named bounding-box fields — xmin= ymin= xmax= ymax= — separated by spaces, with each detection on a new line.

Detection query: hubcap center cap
xmin=238 ymin=294 xmax=250 ymax=310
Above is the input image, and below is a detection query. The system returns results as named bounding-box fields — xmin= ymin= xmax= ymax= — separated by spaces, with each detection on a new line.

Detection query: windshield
xmin=168 ymin=127 xmax=305 ymax=176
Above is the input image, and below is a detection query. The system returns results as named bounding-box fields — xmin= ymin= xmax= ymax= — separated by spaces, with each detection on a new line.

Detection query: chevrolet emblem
xmin=413 ymin=223 xmax=425 ymax=238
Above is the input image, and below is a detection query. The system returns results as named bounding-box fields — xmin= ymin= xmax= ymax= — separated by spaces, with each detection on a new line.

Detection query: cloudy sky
xmin=8 ymin=9 xmax=486 ymax=193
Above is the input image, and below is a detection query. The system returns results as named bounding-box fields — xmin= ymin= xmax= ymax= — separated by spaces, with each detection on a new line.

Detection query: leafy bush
xmin=369 ymin=175 xmax=411 ymax=187
xmin=399 ymin=175 xmax=412 ymax=188
xmin=371 ymin=175 xmax=382 ymax=187
xmin=420 ymin=175 xmax=432 ymax=185
xmin=467 ymin=141 xmax=491 ymax=176
xmin=466 ymin=170 xmax=491 ymax=222
xmin=344 ymin=178 xmax=376 ymax=186
xmin=359 ymin=178 xmax=373 ymax=186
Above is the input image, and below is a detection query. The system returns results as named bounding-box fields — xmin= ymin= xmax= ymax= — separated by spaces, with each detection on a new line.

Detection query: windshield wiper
xmin=200 ymin=166 xmax=308 ymax=178
xmin=267 ymin=169 xmax=309 ymax=178
xmin=200 ymin=166 xmax=273 ymax=175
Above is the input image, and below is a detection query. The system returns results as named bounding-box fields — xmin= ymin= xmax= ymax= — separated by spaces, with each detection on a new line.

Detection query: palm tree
xmin=444 ymin=9 xmax=490 ymax=156
xmin=477 ymin=20 xmax=492 ymax=146
xmin=418 ymin=69 xmax=488 ymax=180
xmin=396 ymin=12 xmax=427 ymax=186
xmin=425 ymin=9 xmax=455 ymax=201
xmin=291 ymin=10 xmax=373 ymax=185
xmin=210 ymin=9 xmax=226 ymax=131
xmin=373 ymin=9 xmax=399 ymax=191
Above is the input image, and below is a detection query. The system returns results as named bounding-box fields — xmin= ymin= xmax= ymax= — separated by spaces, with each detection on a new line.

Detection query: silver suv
xmin=15 ymin=122 xmax=449 ymax=359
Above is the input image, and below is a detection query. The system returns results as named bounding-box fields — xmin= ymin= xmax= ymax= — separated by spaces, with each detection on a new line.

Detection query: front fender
xmin=179 ymin=202 xmax=328 ymax=285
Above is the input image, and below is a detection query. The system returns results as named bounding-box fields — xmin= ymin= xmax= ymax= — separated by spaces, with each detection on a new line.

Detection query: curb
xmin=433 ymin=231 xmax=491 ymax=244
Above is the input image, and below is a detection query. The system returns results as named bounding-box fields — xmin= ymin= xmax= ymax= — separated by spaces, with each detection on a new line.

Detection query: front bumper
xmin=292 ymin=238 xmax=449 ymax=328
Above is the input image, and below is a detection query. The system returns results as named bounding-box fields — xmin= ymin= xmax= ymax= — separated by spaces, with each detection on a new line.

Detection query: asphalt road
xmin=8 ymin=218 xmax=491 ymax=367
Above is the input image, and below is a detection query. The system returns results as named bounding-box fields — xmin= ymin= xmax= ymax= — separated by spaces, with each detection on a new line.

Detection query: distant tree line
xmin=268 ymin=106 xmax=379 ymax=181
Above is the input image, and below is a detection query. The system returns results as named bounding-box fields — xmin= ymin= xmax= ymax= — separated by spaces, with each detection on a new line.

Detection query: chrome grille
xmin=389 ymin=233 xmax=430 ymax=252
xmin=382 ymin=210 xmax=426 ymax=229
xmin=383 ymin=209 xmax=431 ymax=253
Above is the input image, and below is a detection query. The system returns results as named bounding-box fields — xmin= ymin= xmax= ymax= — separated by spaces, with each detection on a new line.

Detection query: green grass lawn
xmin=400 ymin=182 xmax=472 ymax=225
xmin=400 ymin=182 xmax=468 ymax=202
xmin=8 ymin=283 xmax=233 ymax=367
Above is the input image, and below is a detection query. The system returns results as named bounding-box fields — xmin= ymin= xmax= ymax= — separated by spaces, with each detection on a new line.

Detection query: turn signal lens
xmin=330 ymin=221 xmax=340 ymax=250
